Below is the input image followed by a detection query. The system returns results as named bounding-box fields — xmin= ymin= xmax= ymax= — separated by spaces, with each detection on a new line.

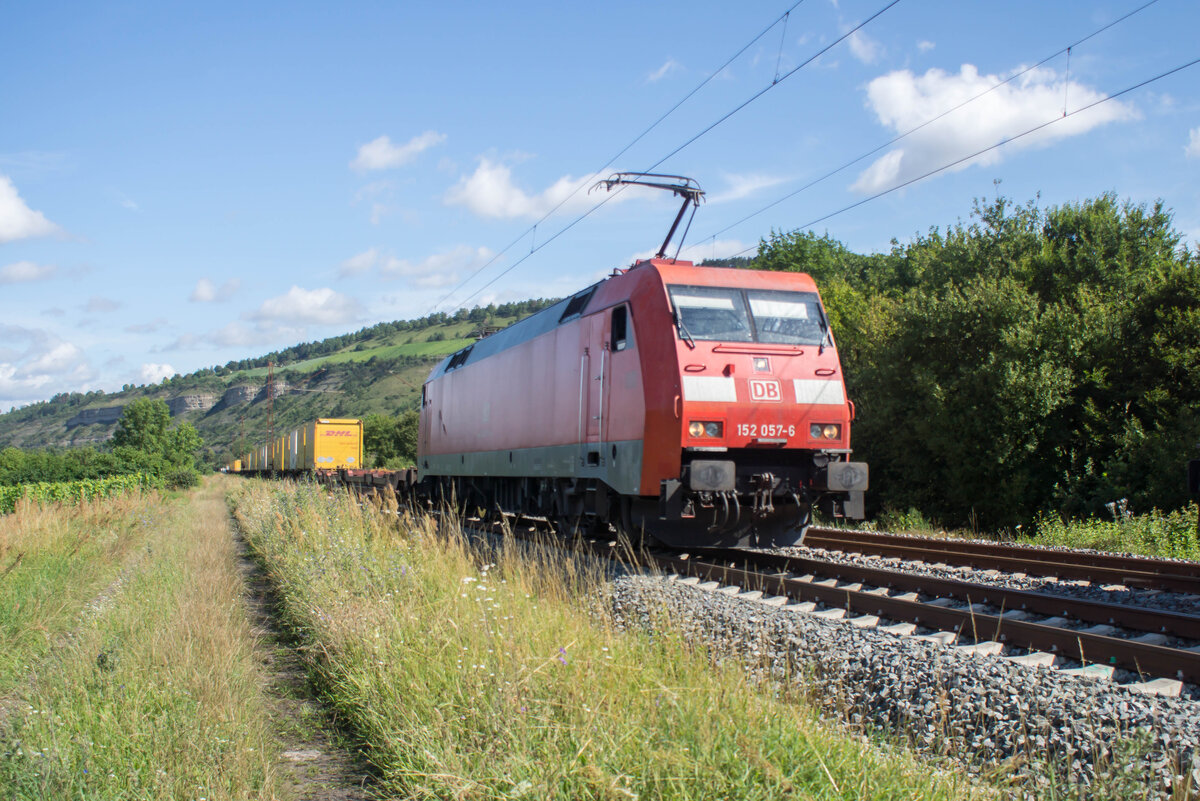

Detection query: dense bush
xmin=164 ymin=467 xmax=201 ymax=490
xmin=363 ymin=411 xmax=419 ymax=468
xmin=756 ymin=193 xmax=1199 ymax=530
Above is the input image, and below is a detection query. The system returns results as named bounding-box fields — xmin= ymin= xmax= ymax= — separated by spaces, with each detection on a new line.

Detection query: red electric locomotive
xmin=418 ymin=175 xmax=866 ymax=548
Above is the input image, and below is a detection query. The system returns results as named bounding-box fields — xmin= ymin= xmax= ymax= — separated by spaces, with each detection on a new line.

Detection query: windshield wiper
xmin=673 ymin=309 xmax=696 ymax=350
xmin=816 ymin=307 xmax=832 ymax=354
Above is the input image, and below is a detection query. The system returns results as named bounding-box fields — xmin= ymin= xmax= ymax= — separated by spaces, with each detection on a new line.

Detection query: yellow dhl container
xmin=232 ymin=459 xmax=242 ymax=473
xmin=303 ymin=418 xmax=363 ymax=470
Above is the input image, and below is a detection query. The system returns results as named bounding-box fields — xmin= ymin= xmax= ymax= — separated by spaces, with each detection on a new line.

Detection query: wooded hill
xmin=0 ymin=299 xmax=556 ymax=469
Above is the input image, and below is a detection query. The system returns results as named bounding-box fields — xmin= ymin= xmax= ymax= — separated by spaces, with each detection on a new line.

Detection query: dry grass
xmin=234 ymin=480 xmax=976 ymax=800
xmin=0 ymin=494 xmax=159 ymax=692
xmin=0 ymin=477 xmax=281 ymax=800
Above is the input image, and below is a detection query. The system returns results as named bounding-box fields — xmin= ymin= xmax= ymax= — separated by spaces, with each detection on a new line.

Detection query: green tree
xmin=110 ymin=399 xmax=205 ymax=475
xmin=363 ymin=411 xmax=419 ymax=468
xmin=111 ymin=398 xmax=171 ymax=453
xmin=754 ymin=193 xmax=1198 ymax=529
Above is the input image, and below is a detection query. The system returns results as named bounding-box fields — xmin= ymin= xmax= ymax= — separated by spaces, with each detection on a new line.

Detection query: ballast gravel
xmin=609 ymin=573 xmax=1200 ymax=799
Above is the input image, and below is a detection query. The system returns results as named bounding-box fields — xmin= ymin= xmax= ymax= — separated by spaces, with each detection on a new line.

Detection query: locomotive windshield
xmin=668 ymin=285 xmax=826 ymax=345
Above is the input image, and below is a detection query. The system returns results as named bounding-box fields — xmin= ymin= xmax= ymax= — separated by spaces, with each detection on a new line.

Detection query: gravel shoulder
xmin=610 ymin=573 xmax=1200 ymax=799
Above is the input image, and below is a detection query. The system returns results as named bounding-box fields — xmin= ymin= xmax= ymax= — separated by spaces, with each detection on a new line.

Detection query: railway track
xmin=666 ymin=548 xmax=1200 ymax=691
xmin=803 ymin=526 xmax=1200 ymax=594
xmin=359 ymin=494 xmax=1200 ymax=695
xmin=453 ymin=518 xmax=1200 ymax=694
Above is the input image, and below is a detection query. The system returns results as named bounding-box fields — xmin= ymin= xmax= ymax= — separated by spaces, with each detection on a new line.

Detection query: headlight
xmin=688 ymin=421 xmax=723 ymax=438
xmin=689 ymin=421 xmax=704 ymax=437
xmin=810 ymin=424 xmax=822 ymax=439
xmin=822 ymin=424 xmax=841 ymax=439
xmin=811 ymin=424 xmax=841 ymax=439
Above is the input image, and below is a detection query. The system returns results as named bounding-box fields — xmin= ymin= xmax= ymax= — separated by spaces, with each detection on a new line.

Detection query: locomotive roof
xmin=425 ymin=259 xmax=820 ymax=382
xmin=426 ymin=286 xmax=599 ymax=382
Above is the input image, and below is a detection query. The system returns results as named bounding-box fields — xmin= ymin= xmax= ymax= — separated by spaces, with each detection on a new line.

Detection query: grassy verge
xmin=853 ymin=503 xmax=1200 ymax=561
xmin=0 ymin=477 xmax=280 ymax=800
xmin=232 ymin=480 xmax=972 ymax=800
xmin=0 ymin=494 xmax=159 ymax=692
xmin=1028 ymin=504 xmax=1200 ymax=560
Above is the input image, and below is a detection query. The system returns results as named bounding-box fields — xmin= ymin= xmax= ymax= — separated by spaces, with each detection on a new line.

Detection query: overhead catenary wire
xmin=427 ymin=0 xmax=812 ymax=315
xmin=681 ymin=0 xmax=1162 ymax=253
xmin=716 ymin=53 xmax=1200 ymax=260
xmin=443 ymin=0 xmax=906 ymax=312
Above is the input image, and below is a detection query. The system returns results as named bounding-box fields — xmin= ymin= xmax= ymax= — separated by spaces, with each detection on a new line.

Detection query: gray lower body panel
xmin=420 ymin=439 xmax=644 ymax=496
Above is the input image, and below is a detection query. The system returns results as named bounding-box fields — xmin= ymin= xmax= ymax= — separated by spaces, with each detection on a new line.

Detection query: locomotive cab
xmin=635 ymin=261 xmax=868 ymax=548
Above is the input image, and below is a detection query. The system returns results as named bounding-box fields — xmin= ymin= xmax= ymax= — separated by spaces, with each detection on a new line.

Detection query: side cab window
xmin=611 ymin=305 xmax=630 ymax=352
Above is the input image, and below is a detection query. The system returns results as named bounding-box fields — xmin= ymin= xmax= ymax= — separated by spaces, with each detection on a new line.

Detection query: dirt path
xmin=231 ymin=516 xmax=374 ymax=801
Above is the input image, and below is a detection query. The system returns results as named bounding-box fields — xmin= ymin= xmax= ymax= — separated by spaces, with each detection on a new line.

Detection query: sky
xmin=2 ymin=0 xmax=1198 ymax=408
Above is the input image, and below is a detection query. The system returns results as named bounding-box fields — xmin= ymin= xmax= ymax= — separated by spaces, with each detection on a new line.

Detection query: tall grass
xmin=233 ymin=481 xmax=970 ymax=800
xmin=0 ymin=478 xmax=280 ymax=800
xmin=1030 ymin=503 xmax=1200 ymax=560
xmin=0 ymin=494 xmax=158 ymax=692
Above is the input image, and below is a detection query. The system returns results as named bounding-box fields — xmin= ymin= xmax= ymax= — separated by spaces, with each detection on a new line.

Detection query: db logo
xmin=749 ymin=378 xmax=781 ymax=402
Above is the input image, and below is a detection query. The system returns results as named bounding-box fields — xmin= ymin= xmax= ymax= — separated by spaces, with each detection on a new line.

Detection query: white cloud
xmin=851 ymin=64 xmax=1138 ymax=194
xmin=84 ymin=296 xmax=121 ymax=313
xmin=140 ymin=363 xmax=175 ymax=383
xmin=917 ymin=40 xmax=935 ymax=53
xmin=0 ymin=175 xmax=60 ymax=243
xmin=351 ymin=131 xmax=446 ymax=171
xmin=445 ymin=158 xmax=599 ymax=220
xmin=160 ymin=333 xmax=202 ymax=351
xmin=340 ymin=245 xmax=493 ymax=289
xmin=339 ymin=248 xmax=380 ymax=277
xmin=114 ymin=190 xmax=139 ymax=211
xmin=189 ymin=277 xmax=242 ymax=302
xmin=0 ymin=261 xmax=57 ymax=284
xmin=23 ymin=341 xmax=84 ymax=375
xmin=708 ymin=173 xmax=788 ymax=204
xmin=847 ymin=31 xmax=881 ymax=64
xmin=647 ymin=59 xmax=681 ymax=83
xmin=1186 ymin=127 xmax=1200 ymax=159
xmin=251 ymin=286 xmax=363 ymax=326
xmin=125 ymin=318 xmax=168 ymax=334
xmin=0 ymin=325 xmax=94 ymax=404
xmin=383 ymin=246 xmax=494 ymax=284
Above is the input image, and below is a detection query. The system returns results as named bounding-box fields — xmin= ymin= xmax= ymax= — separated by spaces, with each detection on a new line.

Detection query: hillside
xmin=0 ymin=300 xmax=556 ymax=467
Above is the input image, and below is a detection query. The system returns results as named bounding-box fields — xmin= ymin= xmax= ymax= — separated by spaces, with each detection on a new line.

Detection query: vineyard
xmin=0 ymin=473 xmax=164 ymax=514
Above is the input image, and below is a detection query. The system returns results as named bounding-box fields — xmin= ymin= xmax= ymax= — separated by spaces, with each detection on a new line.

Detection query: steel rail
xmin=717 ymin=549 xmax=1200 ymax=640
xmin=658 ymin=553 xmax=1200 ymax=684
xmin=803 ymin=528 xmax=1200 ymax=593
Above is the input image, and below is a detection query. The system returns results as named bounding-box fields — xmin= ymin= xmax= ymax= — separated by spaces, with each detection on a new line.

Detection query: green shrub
xmin=165 ymin=467 xmax=200 ymax=490
xmin=1031 ymin=503 xmax=1200 ymax=559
